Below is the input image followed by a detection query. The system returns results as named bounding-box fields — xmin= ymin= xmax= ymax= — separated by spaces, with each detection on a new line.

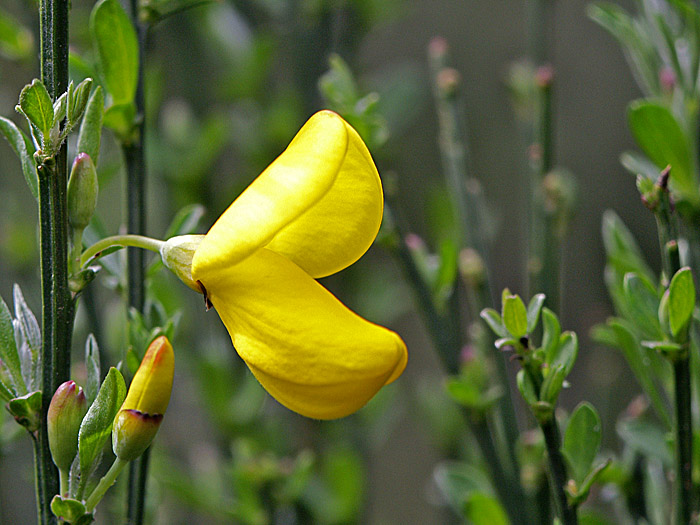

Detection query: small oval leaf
xmin=90 ymin=0 xmax=138 ymax=105
xmin=18 ymin=79 xmax=54 ymax=138
xmin=502 ymin=294 xmax=528 ymax=338
xmin=668 ymin=267 xmax=695 ymax=337
xmin=628 ymin=101 xmax=695 ymax=199
xmin=78 ymin=367 xmax=126 ymax=475
xmin=562 ymin=402 xmax=602 ymax=485
xmin=0 ymin=116 xmax=38 ymax=199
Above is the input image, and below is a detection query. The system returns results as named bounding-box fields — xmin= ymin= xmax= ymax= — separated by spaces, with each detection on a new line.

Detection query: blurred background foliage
xmin=0 ymin=0 xmax=656 ymax=523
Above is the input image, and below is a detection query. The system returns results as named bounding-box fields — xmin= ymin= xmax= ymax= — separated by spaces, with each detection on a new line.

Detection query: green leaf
xmin=526 ymin=293 xmax=546 ymax=333
xmin=539 ymin=363 xmax=566 ymax=405
xmin=516 ymin=369 xmax=538 ymax=406
xmin=7 ymin=390 xmax=42 ymax=431
xmin=617 ymin=417 xmax=673 ymax=466
xmin=574 ymin=459 xmax=612 ymax=506
xmin=541 ymin=307 xmax=561 ymax=362
xmin=68 ymin=78 xmax=94 ymax=127
xmin=84 ymin=334 xmax=101 ymax=404
xmin=17 ymin=79 xmax=55 ymax=138
xmin=464 ymin=492 xmax=509 ymax=525
xmin=76 ymin=86 xmax=104 ymax=162
xmin=164 ymin=204 xmax=206 ymax=239
xmin=562 ymin=402 xmax=602 ymax=485
xmin=433 ymin=461 xmax=494 ymax=513
xmin=551 ymin=331 xmax=578 ymax=376
xmin=593 ymin=318 xmax=671 ymax=428
xmin=0 ymin=116 xmax=38 ymax=199
xmin=0 ymin=294 xmax=25 ymax=396
xmin=622 ymin=272 xmax=663 ymax=340
xmin=0 ymin=8 xmax=34 ymax=61
xmin=0 ymin=375 xmax=14 ymax=402
xmin=51 ymin=496 xmax=88 ymax=523
xmin=13 ymin=284 xmax=41 ymax=391
xmin=601 ymin=210 xmax=654 ymax=283
xmin=621 ymin=150 xmax=667 ymax=181
xmin=53 ymin=90 xmax=67 ymax=127
xmin=102 ymin=102 xmax=136 ymax=140
xmin=78 ymin=367 xmax=126 ymax=475
xmin=668 ymin=267 xmax=695 ymax=336
xmin=90 ymin=0 xmax=138 ymax=105
xmin=587 ymin=3 xmax=660 ymax=95
xmin=628 ymin=101 xmax=695 ymax=199
xmin=433 ymin=239 xmax=458 ymax=307
xmin=480 ymin=308 xmax=509 ymax=339
xmin=502 ymin=293 xmax=528 ymax=338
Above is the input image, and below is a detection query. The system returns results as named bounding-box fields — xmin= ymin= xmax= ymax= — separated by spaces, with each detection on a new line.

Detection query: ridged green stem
xmin=35 ymin=0 xmax=72 ymax=519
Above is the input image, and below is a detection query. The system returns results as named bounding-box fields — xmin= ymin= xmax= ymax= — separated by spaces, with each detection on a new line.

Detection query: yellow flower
xmin=112 ymin=336 xmax=174 ymax=461
xmin=187 ymin=110 xmax=407 ymax=419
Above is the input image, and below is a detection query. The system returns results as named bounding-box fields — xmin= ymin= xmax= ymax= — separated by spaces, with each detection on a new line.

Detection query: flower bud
xmin=67 ymin=153 xmax=98 ymax=231
xmin=47 ymin=381 xmax=87 ymax=471
xmin=160 ymin=235 xmax=205 ymax=291
xmin=112 ymin=336 xmax=174 ymax=461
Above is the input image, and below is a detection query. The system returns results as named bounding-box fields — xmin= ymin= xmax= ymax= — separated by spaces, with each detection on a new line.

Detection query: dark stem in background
xmin=385 ymin=199 xmax=528 ymax=525
xmin=125 ymin=2 xmax=150 ymax=523
xmin=428 ymin=38 xmax=529 ymax=523
xmin=541 ymin=418 xmax=578 ymax=525
xmin=526 ymin=0 xmax=561 ymax=314
xmin=36 ymin=0 xmax=73 ymax=523
xmin=529 ymin=68 xmax=560 ymax=312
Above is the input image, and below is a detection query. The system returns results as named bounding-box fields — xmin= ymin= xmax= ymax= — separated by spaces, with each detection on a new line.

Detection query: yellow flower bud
xmin=112 ymin=336 xmax=174 ymax=461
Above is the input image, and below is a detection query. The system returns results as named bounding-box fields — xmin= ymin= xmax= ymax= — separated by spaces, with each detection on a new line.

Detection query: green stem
xmin=36 ymin=155 xmax=74 ymax=523
xmin=386 ymin=201 xmax=461 ymax=373
xmin=85 ymin=457 xmax=129 ymax=513
xmin=386 ymin=201 xmax=529 ymax=525
xmin=673 ymin=356 xmax=693 ymax=524
xmin=528 ymin=68 xmax=560 ymax=313
xmin=36 ymin=0 xmax=72 ymax=521
xmin=649 ymin=171 xmax=693 ymax=524
xmin=80 ymin=235 xmax=164 ymax=267
xmin=541 ymin=418 xmax=578 ymax=525
xmin=125 ymin=3 xmax=151 ymax=523
xmin=428 ymin=42 xmax=529 ymax=521
xmin=470 ymin=415 xmax=528 ymax=525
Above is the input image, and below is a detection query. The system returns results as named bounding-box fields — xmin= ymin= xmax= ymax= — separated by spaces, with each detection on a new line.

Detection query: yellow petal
xmin=200 ymin=248 xmax=407 ymax=420
xmin=264 ymin=114 xmax=383 ymax=277
xmin=192 ymin=110 xmax=383 ymax=280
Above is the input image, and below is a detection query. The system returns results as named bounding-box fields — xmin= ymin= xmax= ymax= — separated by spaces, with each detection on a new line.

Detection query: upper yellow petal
xmin=264 ymin=114 xmax=383 ymax=278
xmin=200 ymin=248 xmax=407 ymax=419
xmin=191 ymin=110 xmax=383 ymax=281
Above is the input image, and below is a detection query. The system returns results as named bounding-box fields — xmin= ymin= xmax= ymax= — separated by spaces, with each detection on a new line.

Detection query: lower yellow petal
xmin=200 ymin=248 xmax=407 ymax=419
